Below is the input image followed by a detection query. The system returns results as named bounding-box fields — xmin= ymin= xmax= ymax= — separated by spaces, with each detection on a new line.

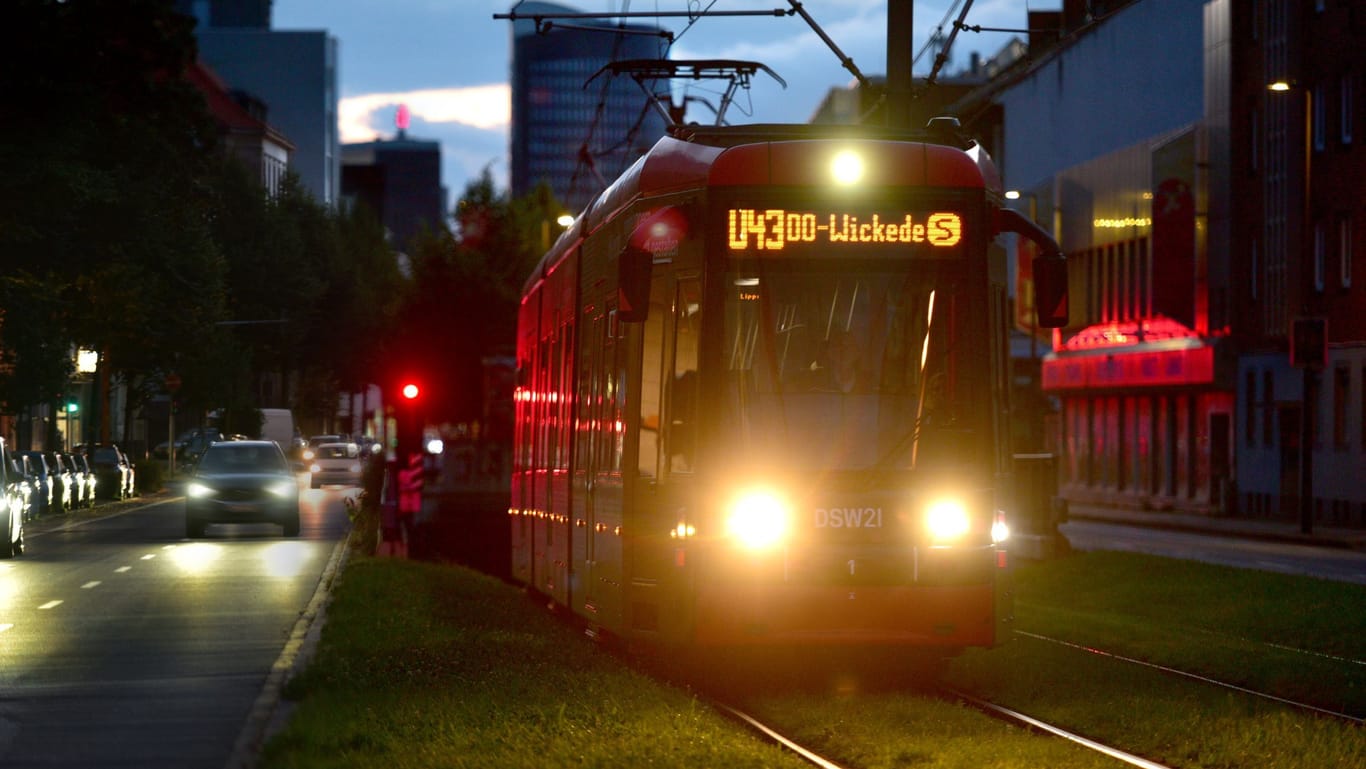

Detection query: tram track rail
xmin=1016 ymin=629 xmax=1366 ymax=725
xmin=710 ymin=700 xmax=848 ymax=769
xmin=941 ymin=687 xmax=1178 ymax=769
xmin=704 ymin=687 xmax=1182 ymax=769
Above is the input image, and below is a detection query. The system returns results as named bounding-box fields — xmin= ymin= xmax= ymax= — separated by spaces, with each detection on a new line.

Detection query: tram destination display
xmin=726 ymin=207 xmax=966 ymax=255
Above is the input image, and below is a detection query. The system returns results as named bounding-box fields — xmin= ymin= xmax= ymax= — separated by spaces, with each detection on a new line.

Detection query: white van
xmin=259 ymin=409 xmax=296 ymax=451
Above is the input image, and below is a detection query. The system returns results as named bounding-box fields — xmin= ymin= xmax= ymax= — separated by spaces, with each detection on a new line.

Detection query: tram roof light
xmin=830 ymin=150 xmax=864 ymax=185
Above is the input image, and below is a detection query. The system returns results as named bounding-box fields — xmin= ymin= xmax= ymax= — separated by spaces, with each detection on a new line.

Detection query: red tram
xmin=511 ymin=121 xmax=1067 ymax=656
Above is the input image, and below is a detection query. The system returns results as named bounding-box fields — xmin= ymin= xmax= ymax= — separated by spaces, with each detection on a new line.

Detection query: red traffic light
xmin=401 ymin=383 xmax=420 ymax=400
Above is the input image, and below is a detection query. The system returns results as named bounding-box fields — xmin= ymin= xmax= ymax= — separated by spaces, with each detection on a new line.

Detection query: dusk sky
xmin=270 ymin=1 xmax=1039 ymax=199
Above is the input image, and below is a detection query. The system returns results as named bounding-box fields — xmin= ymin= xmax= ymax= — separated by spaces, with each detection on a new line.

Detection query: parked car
xmin=308 ymin=442 xmax=364 ymax=489
xmin=19 ymin=452 xmax=56 ymax=517
xmin=85 ymin=444 xmax=134 ymax=501
xmin=9 ymin=455 xmax=41 ymax=521
xmin=64 ymin=452 xmax=97 ymax=509
xmin=44 ymin=451 xmax=74 ymax=513
xmin=1 ymin=443 xmax=25 ymax=558
xmin=154 ymin=427 xmax=221 ymax=460
xmin=182 ymin=429 xmax=224 ymax=464
xmin=185 ymin=440 xmax=300 ymax=538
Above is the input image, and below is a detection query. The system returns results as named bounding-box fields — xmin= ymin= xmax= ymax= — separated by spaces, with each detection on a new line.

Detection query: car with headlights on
xmin=45 ymin=451 xmax=75 ymax=513
xmin=185 ymin=440 xmax=300 ymax=538
xmin=10 ymin=454 xmax=42 ymax=521
xmin=85 ymin=444 xmax=134 ymax=501
xmin=64 ymin=452 xmax=96 ymax=508
xmin=19 ymin=452 xmax=56 ymax=518
xmin=308 ymin=442 xmax=363 ymax=488
xmin=2 ymin=439 xmax=27 ymax=557
xmin=301 ymin=434 xmax=350 ymax=463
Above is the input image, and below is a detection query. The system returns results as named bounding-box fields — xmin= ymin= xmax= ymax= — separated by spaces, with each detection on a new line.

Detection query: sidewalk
xmin=1064 ymin=502 xmax=1366 ymax=551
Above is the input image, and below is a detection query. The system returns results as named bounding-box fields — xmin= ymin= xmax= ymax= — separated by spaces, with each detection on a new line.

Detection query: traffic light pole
xmin=396 ymin=382 xmax=423 ymax=462
xmin=1300 ymin=366 xmax=1315 ymax=534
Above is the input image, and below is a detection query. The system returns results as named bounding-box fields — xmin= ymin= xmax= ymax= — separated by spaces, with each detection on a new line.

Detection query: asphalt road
xmin=0 ymin=480 xmax=355 ymax=769
xmin=1060 ymin=519 xmax=1366 ymax=585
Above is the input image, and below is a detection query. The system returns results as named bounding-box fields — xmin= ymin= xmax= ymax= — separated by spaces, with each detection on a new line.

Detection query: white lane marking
xmin=38 ymin=600 xmax=63 ymax=610
xmin=81 ymin=581 xmax=102 ymax=589
xmin=140 ymin=554 xmax=156 ymax=561
xmin=115 ymin=566 xmax=131 ymax=573
xmin=162 ymin=545 xmax=178 ymax=550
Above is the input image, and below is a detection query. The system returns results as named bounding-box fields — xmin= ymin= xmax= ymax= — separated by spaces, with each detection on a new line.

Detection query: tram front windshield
xmin=721 ymin=262 xmax=987 ymax=474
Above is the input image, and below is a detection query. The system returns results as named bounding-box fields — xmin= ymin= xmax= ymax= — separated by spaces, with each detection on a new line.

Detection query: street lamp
xmin=541 ymin=213 xmax=574 ymax=251
xmin=1268 ymin=78 xmax=1317 ymax=534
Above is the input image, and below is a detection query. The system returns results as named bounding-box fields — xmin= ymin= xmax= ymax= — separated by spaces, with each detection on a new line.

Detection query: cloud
xmin=338 ymin=84 xmax=510 ymax=142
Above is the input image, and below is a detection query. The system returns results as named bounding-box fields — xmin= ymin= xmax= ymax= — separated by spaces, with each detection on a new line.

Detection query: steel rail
xmin=1017 ymin=630 xmax=1366 ymax=725
xmin=943 ymin=688 xmax=1178 ymax=769
xmin=708 ymin=700 xmax=849 ymax=769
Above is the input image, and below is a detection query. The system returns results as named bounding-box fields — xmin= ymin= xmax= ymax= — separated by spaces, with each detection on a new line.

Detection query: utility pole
xmin=886 ymin=0 xmax=914 ymax=130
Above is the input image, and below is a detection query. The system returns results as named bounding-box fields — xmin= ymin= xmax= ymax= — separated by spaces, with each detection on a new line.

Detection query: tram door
xmin=626 ymin=272 xmax=673 ymax=636
xmin=575 ymin=301 xmax=627 ymax=630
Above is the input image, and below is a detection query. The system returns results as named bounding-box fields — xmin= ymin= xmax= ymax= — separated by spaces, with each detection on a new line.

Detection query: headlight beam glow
xmin=831 ymin=150 xmax=864 ymax=185
xmin=726 ymin=488 xmax=791 ymax=551
xmin=925 ymin=497 xmax=971 ymax=543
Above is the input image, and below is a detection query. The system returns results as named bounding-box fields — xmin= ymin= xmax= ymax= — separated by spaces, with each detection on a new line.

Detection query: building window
xmin=1314 ymin=83 xmax=1327 ymax=152
xmin=1340 ymin=215 xmax=1353 ymax=288
xmin=1263 ymin=370 xmax=1274 ymax=446
xmin=1245 ymin=371 xmax=1257 ymax=447
xmin=1334 ymin=366 xmax=1349 ymax=450
xmin=1249 ymin=107 xmax=1259 ymax=172
xmin=1342 ymin=73 xmax=1354 ymax=145
xmin=1314 ymin=221 xmax=1326 ymax=292
xmin=1251 ymin=237 xmax=1259 ymax=300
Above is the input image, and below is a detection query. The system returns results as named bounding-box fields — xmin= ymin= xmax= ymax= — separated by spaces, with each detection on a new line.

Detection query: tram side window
xmin=668 ymin=278 xmax=702 ymax=474
xmin=537 ymin=337 xmax=551 ymax=470
xmin=638 ymin=285 xmax=667 ymax=478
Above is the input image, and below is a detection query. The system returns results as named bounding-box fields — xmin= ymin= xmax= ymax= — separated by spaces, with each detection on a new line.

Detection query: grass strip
xmin=260 ymin=558 xmax=810 ymax=769
xmin=1010 ymin=551 xmax=1366 ymax=715
xmin=746 ymin=692 xmax=1124 ymax=769
xmin=940 ymin=550 xmax=1366 ymax=768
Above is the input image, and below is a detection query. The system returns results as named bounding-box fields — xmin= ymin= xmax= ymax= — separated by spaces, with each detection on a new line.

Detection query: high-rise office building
xmin=510 ymin=2 xmax=668 ymax=214
xmin=174 ymin=0 xmax=270 ymax=29
xmin=342 ymin=127 xmax=447 ymax=253
xmin=178 ymin=0 xmax=341 ymax=206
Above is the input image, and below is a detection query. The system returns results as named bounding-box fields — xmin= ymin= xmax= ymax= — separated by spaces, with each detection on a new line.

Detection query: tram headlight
xmin=725 ymin=488 xmax=791 ymax=551
xmin=925 ymin=497 xmax=971 ymax=544
xmin=831 ymin=149 xmax=864 ymax=185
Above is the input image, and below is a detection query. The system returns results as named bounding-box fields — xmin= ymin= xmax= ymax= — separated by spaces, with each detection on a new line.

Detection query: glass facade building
xmin=510 ymin=2 xmax=668 ymax=214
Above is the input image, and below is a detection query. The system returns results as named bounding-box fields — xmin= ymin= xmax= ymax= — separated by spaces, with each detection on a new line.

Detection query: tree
xmin=0 ymin=1 xmax=405 ymax=448
xmin=383 ymin=173 xmax=562 ymax=428
xmin=0 ymin=0 xmax=226 ymax=440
